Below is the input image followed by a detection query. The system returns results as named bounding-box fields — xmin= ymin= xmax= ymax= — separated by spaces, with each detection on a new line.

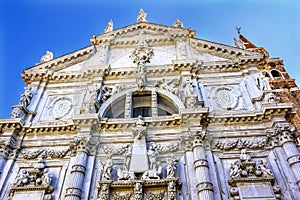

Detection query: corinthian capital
xmin=275 ymin=123 xmax=298 ymax=145
xmin=190 ymin=127 xmax=206 ymax=147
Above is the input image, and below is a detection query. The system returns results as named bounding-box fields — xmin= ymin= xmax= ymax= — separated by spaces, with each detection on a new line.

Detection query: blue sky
xmin=0 ymin=0 xmax=299 ymax=118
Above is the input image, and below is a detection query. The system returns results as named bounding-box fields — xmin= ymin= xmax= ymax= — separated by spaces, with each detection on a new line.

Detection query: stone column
xmin=125 ymin=93 xmax=132 ymax=118
xmin=191 ymin=127 xmax=214 ymax=200
xmin=151 ymin=90 xmax=158 ymax=117
xmin=0 ymin=137 xmax=15 ymax=178
xmin=65 ymin=138 xmax=89 ymax=200
xmin=275 ymin=124 xmax=300 ymax=188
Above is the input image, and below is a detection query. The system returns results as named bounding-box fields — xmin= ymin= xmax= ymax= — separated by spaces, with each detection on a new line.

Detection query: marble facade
xmin=1 ymin=10 xmax=300 ymax=200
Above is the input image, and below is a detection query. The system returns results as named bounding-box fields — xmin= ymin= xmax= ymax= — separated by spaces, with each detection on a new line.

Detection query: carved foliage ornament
xmin=215 ymin=138 xmax=268 ymax=150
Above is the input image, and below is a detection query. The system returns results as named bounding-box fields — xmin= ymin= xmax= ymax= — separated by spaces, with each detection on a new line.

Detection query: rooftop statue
xmin=104 ymin=19 xmax=113 ymax=33
xmin=173 ymin=19 xmax=183 ymax=28
xmin=40 ymin=51 xmax=53 ymax=63
xmin=137 ymin=8 xmax=147 ymax=23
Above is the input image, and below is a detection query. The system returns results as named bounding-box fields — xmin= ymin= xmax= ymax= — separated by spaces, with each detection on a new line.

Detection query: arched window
xmin=270 ymin=69 xmax=283 ymax=79
xmin=103 ymin=90 xmax=179 ymax=118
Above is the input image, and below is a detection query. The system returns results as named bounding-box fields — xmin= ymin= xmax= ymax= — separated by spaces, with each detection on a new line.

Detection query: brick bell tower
xmin=235 ymin=29 xmax=300 ymax=141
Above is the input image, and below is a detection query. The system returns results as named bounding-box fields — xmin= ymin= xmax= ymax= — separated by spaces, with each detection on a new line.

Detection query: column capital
xmin=274 ymin=123 xmax=298 ymax=145
xmin=190 ymin=127 xmax=206 ymax=148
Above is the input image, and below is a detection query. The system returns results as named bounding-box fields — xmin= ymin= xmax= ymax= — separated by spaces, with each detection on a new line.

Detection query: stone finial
xmin=40 ymin=51 xmax=53 ymax=63
xmin=137 ymin=8 xmax=148 ymax=23
xmin=104 ymin=19 xmax=113 ymax=33
xmin=173 ymin=19 xmax=183 ymax=28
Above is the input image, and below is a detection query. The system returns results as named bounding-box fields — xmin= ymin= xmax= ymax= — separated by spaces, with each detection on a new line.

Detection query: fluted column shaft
xmin=282 ymin=140 xmax=300 ymax=188
xmin=192 ymin=129 xmax=214 ymax=200
xmin=65 ymin=150 xmax=88 ymax=200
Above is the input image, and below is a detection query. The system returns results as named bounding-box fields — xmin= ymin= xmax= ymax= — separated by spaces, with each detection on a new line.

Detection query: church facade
xmin=1 ymin=9 xmax=300 ymax=200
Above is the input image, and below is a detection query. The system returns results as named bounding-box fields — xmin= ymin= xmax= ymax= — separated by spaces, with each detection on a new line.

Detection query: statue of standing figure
xmin=166 ymin=155 xmax=178 ymax=178
xmin=20 ymin=86 xmax=33 ymax=108
xmin=137 ymin=8 xmax=148 ymax=23
xmin=147 ymin=142 xmax=159 ymax=170
xmin=101 ymin=158 xmax=113 ymax=180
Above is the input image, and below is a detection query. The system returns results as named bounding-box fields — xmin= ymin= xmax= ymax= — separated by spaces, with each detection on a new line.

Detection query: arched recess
xmin=262 ymin=70 xmax=272 ymax=79
xmin=98 ymin=87 xmax=185 ymax=118
xmin=270 ymin=69 xmax=284 ymax=79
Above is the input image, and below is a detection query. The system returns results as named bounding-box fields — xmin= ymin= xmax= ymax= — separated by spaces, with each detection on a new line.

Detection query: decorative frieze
xmin=215 ymin=138 xmax=268 ymax=150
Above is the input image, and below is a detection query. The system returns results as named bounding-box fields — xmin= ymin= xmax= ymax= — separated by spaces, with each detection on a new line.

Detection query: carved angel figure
xmin=230 ymin=160 xmax=240 ymax=178
xmin=101 ymin=158 xmax=113 ymax=180
xmin=239 ymin=149 xmax=251 ymax=162
xmin=256 ymin=160 xmax=273 ymax=176
xmin=166 ymin=156 xmax=178 ymax=178
xmin=40 ymin=51 xmax=53 ymax=63
xmin=14 ymin=169 xmax=30 ymax=186
xmin=147 ymin=142 xmax=159 ymax=170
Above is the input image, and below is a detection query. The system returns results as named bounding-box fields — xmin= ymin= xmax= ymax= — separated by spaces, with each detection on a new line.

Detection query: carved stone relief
xmin=215 ymin=138 xmax=268 ymax=150
xmin=228 ymin=149 xmax=281 ymax=200
xmin=9 ymin=159 xmax=54 ymax=200
xmin=50 ymin=97 xmax=72 ymax=119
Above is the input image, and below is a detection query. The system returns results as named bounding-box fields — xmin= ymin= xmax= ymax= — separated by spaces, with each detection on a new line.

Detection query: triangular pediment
xmin=22 ymin=21 xmax=265 ymax=84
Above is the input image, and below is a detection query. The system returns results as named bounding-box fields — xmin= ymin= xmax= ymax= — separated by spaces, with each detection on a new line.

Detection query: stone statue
xmin=20 ymin=86 xmax=33 ymax=108
xmin=99 ymin=184 xmax=110 ymax=200
xmin=230 ymin=160 xmax=240 ymax=178
xmin=166 ymin=155 xmax=178 ymax=178
xmin=147 ymin=142 xmax=159 ymax=170
xmin=183 ymin=78 xmax=194 ymax=97
xmin=141 ymin=161 xmax=162 ymax=180
xmin=117 ymin=167 xmax=136 ymax=181
xmin=136 ymin=115 xmax=145 ymax=127
xmin=11 ymin=107 xmax=22 ymax=118
xmin=233 ymin=38 xmax=246 ymax=49
xmin=134 ymin=182 xmax=143 ymax=200
xmin=104 ymin=19 xmax=113 ymax=33
xmin=14 ymin=169 xmax=30 ymax=186
xmin=123 ymin=144 xmax=132 ymax=171
xmin=101 ymin=158 xmax=113 ymax=180
xmin=256 ymin=160 xmax=273 ymax=176
xmin=137 ymin=8 xmax=147 ymax=23
xmin=239 ymin=149 xmax=251 ymax=162
xmin=40 ymin=51 xmax=53 ymax=63
xmin=41 ymin=168 xmax=52 ymax=186
xmin=173 ymin=19 xmax=183 ymax=28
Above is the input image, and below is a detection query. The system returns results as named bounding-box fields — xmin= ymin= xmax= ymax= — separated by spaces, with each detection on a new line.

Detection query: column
xmin=151 ymin=90 xmax=158 ymax=117
xmin=276 ymin=124 xmax=300 ymax=188
xmin=65 ymin=138 xmax=89 ymax=200
xmin=191 ymin=127 xmax=214 ymax=200
xmin=125 ymin=93 xmax=132 ymax=118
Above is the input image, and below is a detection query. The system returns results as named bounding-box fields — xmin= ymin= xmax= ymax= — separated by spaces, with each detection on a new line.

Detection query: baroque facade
xmin=1 ymin=9 xmax=300 ymax=200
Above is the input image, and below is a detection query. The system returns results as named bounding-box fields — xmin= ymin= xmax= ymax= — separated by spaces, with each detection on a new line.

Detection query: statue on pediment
xmin=104 ymin=19 xmax=113 ymax=33
xmin=173 ymin=19 xmax=183 ymax=28
xmin=40 ymin=51 xmax=53 ymax=63
xmin=137 ymin=8 xmax=147 ymax=23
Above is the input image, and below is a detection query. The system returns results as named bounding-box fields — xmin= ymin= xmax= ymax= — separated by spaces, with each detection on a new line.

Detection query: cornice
xmin=208 ymin=103 xmax=293 ymax=124
xmin=90 ymin=22 xmax=195 ymax=45
xmin=0 ymin=118 xmax=25 ymax=130
xmin=22 ymin=46 xmax=95 ymax=83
